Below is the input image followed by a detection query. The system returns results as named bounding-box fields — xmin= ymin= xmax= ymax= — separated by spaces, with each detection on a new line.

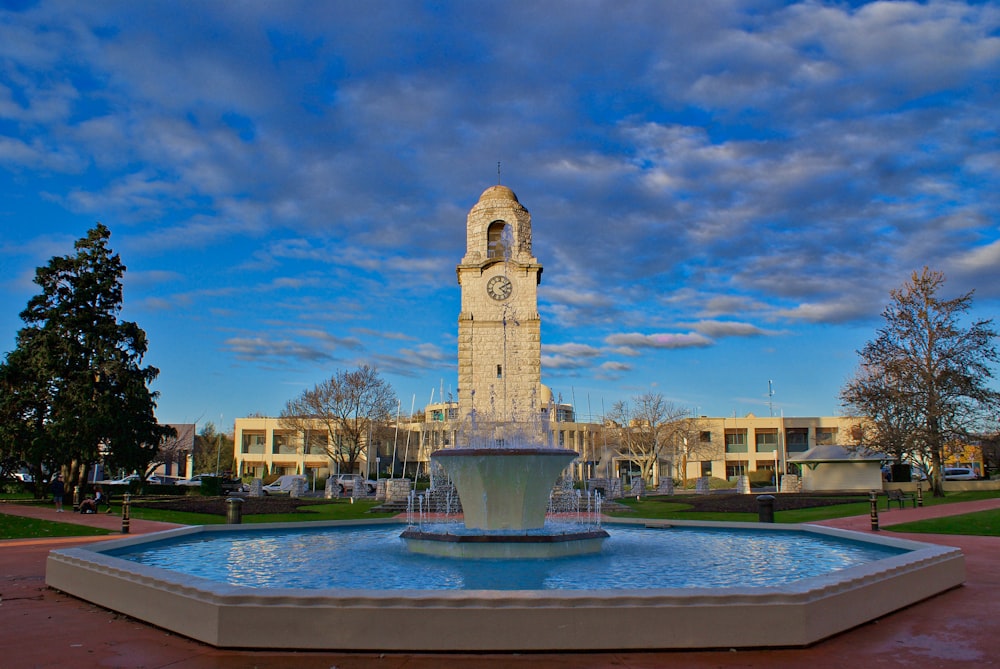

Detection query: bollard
xmin=225 ymin=496 xmax=244 ymax=524
xmin=869 ymin=490 xmax=879 ymax=531
xmin=916 ymin=480 xmax=924 ymax=507
xmin=72 ymin=485 xmax=81 ymax=512
xmin=756 ymin=494 xmax=775 ymax=523
xmin=122 ymin=492 xmax=131 ymax=534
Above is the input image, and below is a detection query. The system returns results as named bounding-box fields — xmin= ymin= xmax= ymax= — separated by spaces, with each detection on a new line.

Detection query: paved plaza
xmin=2 ymin=498 xmax=998 ymax=668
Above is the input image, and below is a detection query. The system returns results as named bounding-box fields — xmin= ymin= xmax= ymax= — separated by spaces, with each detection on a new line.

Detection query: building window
xmin=305 ymin=432 xmax=327 ymax=455
xmin=755 ymin=429 xmax=778 ymax=453
xmin=496 ymin=364 xmax=502 ymax=378
xmin=487 ymin=220 xmax=508 ymax=258
xmin=699 ymin=431 xmax=712 ymax=443
xmin=242 ymin=432 xmax=265 ymax=454
xmin=725 ymin=429 xmax=748 ymax=453
xmin=725 ymin=460 xmax=749 ymax=479
xmin=273 ymin=432 xmax=296 ymax=455
xmin=786 ymin=428 xmax=809 ymax=452
xmin=816 ymin=428 xmax=837 ymax=445
xmin=700 ymin=460 xmax=713 ymax=477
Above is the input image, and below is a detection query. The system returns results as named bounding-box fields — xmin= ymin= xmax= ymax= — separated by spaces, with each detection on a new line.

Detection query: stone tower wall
xmin=457 ymin=186 xmax=543 ymax=422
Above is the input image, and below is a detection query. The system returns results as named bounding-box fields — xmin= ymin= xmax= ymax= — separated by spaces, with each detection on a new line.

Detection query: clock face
xmin=486 ymin=275 xmax=513 ymax=301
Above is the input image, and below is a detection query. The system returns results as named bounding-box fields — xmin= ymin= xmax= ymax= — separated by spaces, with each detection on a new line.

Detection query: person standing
xmin=50 ymin=474 xmax=65 ymax=512
xmin=94 ymin=485 xmax=112 ymax=513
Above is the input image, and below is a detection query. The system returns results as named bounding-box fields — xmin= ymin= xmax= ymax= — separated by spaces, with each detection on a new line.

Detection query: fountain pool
xmin=46 ymin=517 xmax=964 ymax=651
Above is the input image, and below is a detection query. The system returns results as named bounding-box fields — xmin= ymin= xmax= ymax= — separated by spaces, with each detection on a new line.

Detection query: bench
xmin=885 ymin=488 xmax=916 ymax=509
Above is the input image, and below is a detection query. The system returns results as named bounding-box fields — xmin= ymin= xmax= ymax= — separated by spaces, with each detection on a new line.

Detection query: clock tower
xmin=457 ymin=185 xmax=543 ymax=422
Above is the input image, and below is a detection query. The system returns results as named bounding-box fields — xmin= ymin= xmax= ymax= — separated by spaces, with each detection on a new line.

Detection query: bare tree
xmin=671 ymin=417 xmax=719 ymax=486
xmin=841 ymin=268 xmax=999 ymax=496
xmin=605 ymin=392 xmax=690 ymax=486
xmin=279 ymin=365 xmax=397 ymax=474
xmin=145 ymin=423 xmax=195 ymax=479
xmin=841 ymin=365 xmax=922 ymax=466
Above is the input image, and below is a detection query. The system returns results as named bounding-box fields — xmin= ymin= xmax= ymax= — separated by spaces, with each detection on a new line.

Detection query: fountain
xmin=43 ymin=403 xmax=965 ymax=650
xmin=42 ymin=400 xmax=966 ymax=652
xmin=43 ymin=410 xmax=966 ymax=651
xmin=399 ymin=412 xmax=609 ymax=558
xmin=400 ymin=446 xmax=608 ymax=558
xmin=45 ymin=514 xmax=964 ymax=651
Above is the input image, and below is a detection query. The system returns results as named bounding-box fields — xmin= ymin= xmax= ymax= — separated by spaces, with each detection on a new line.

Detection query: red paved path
xmin=2 ymin=498 xmax=999 ymax=668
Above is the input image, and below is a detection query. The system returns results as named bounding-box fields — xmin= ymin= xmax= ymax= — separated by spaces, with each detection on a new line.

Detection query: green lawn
xmin=609 ymin=490 xmax=1000 ymax=533
xmin=887 ymin=508 xmax=1000 ymax=536
xmin=4 ymin=490 xmax=998 ymax=540
xmin=124 ymin=499 xmax=395 ymax=525
xmin=0 ymin=498 xmax=395 ymax=540
xmin=0 ymin=514 xmax=113 ymax=540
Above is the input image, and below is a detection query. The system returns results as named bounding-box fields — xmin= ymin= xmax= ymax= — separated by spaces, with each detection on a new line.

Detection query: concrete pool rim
xmin=44 ymin=517 xmax=965 ymax=652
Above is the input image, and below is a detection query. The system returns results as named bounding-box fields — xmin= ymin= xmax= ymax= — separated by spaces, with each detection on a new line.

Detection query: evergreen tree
xmin=0 ymin=224 xmax=173 ymax=494
xmin=193 ymin=422 xmax=235 ymax=475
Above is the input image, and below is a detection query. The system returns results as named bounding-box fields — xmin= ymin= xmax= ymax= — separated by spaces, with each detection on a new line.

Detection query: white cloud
xmin=691 ymin=320 xmax=772 ymax=338
xmin=605 ymin=332 xmax=713 ymax=350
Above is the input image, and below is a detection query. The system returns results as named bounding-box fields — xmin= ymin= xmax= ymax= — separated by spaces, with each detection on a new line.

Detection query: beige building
xmin=232 ymin=184 xmax=866 ymax=489
xmin=677 ymin=413 xmax=863 ymax=483
xmin=233 ymin=416 xmax=333 ymax=481
xmin=232 ymin=409 xmax=864 ymax=487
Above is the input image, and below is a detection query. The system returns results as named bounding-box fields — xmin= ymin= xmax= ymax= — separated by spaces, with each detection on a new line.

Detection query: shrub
xmin=199 ymin=476 xmax=222 ymax=496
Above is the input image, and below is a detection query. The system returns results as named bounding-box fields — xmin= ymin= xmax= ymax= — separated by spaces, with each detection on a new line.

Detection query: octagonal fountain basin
xmin=45 ymin=518 xmax=964 ymax=652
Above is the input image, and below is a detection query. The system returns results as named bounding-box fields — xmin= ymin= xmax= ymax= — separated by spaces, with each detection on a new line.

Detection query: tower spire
xmin=497 ymin=161 xmax=501 ymax=184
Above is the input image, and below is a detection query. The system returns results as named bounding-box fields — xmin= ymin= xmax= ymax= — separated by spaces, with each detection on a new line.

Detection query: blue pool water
xmin=107 ymin=524 xmax=907 ymax=591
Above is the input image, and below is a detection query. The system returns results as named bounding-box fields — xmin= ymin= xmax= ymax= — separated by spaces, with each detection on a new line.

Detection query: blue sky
xmin=1 ymin=1 xmax=998 ymax=431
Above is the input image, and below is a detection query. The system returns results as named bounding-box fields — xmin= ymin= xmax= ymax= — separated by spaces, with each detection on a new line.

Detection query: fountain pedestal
xmin=401 ymin=446 xmax=609 ymax=558
xmin=434 ymin=448 xmax=576 ymax=530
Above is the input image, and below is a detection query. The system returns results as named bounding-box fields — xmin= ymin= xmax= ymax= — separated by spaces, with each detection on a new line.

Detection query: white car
xmin=108 ymin=474 xmax=161 ymax=485
xmin=262 ymin=475 xmax=308 ymax=495
xmin=943 ymin=467 xmax=978 ymax=481
xmin=175 ymin=474 xmax=213 ymax=487
xmin=177 ymin=474 xmax=248 ymax=492
xmin=335 ymin=475 xmax=377 ymax=495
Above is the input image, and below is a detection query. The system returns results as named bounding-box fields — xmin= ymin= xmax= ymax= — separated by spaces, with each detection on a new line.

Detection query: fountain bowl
xmin=430 ymin=447 xmax=579 ymax=530
xmin=401 ymin=446 xmax=609 ymax=557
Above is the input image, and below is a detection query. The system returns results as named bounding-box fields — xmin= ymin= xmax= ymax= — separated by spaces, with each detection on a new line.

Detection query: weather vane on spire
xmin=497 ymin=161 xmax=501 ymax=184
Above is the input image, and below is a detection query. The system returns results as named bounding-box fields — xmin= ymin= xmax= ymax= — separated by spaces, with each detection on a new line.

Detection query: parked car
xmin=943 ymin=467 xmax=978 ymax=481
xmin=107 ymin=474 xmax=161 ymax=485
xmin=175 ymin=474 xmax=211 ymax=486
xmin=177 ymin=474 xmax=248 ymax=492
xmin=13 ymin=470 xmax=33 ymax=483
xmin=335 ymin=474 xmax=377 ymax=495
xmin=262 ymin=475 xmax=307 ymax=495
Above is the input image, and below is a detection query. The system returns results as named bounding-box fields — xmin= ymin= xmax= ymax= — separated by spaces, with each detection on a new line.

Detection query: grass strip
xmin=888 ymin=508 xmax=1000 ymax=536
xmin=125 ymin=499 xmax=395 ymax=525
xmin=0 ymin=515 xmax=113 ymax=540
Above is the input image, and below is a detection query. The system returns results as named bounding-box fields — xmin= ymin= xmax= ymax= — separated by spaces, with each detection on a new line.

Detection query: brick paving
xmin=2 ymin=497 xmax=998 ymax=668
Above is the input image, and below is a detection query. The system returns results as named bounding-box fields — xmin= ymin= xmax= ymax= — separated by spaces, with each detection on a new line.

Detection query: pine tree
xmin=0 ymin=224 xmax=173 ymax=494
